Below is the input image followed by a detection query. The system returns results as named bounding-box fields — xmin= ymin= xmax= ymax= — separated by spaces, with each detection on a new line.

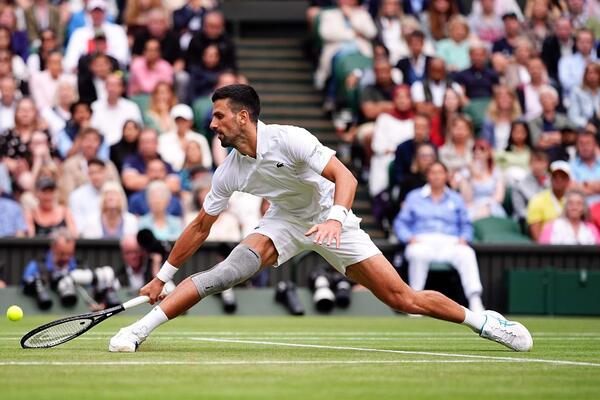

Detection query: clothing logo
xmin=276 ymin=162 xmax=284 ymax=168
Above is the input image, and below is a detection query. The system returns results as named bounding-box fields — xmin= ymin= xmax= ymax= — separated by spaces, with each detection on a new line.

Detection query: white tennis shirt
xmin=203 ymin=121 xmax=336 ymax=224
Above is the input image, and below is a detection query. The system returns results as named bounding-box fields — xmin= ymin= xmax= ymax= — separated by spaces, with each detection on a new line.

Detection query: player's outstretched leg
xmin=346 ymin=254 xmax=533 ymax=352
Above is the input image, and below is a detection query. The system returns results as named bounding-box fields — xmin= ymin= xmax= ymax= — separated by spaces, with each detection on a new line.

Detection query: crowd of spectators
xmin=309 ymin=0 xmax=600 ymax=246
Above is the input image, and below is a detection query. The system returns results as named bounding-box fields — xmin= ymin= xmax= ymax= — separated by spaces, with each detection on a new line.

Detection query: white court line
xmin=1 ymin=336 xmax=598 ymax=341
xmin=191 ymin=337 xmax=600 ymax=368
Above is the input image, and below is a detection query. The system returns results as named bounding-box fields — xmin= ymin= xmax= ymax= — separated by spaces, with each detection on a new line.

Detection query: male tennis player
xmin=109 ymin=84 xmax=533 ymax=352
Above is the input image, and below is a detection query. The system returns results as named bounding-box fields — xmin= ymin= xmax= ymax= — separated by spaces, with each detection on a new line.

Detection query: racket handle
xmin=122 ymin=295 xmax=150 ymax=310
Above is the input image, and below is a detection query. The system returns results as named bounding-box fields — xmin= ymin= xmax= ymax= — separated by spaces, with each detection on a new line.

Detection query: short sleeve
xmin=283 ymin=127 xmax=336 ymax=174
xmin=526 ymin=195 xmax=544 ymax=225
xmin=202 ymin=165 xmax=235 ymax=216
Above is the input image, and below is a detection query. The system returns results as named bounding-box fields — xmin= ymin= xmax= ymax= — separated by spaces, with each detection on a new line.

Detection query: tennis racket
xmin=20 ymin=295 xmax=150 ymax=349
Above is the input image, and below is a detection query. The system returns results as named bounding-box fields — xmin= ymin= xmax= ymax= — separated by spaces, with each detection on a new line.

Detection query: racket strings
xmin=23 ymin=319 xmax=94 ymax=348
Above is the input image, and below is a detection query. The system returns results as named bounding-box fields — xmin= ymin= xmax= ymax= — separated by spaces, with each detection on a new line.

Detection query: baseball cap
xmin=550 ymin=160 xmax=571 ymax=177
xmin=36 ymin=177 xmax=57 ymax=191
xmin=87 ymin=0 xmax=107 ymax=11
xmin=170 ymin=104 xmax=193 ymax=121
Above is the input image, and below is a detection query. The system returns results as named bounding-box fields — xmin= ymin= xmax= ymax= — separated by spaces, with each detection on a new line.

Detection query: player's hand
xmin=304 ymin=220 xmax=342 ymax=248
xmin=140 ymin=278 xmax=165 ymax=305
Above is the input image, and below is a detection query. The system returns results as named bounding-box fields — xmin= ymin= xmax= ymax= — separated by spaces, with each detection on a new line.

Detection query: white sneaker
xmin=480 ymin=310 xmax=533 ymax=352
xmin=108 ymin=325 xmax=149 ymax=353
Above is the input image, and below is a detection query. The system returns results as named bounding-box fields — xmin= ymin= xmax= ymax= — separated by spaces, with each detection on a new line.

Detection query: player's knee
xmin=190 ymin=244 xmax=262 ymax=298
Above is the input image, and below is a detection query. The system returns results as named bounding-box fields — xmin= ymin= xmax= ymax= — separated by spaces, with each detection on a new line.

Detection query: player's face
xmin=210 ymin=99 xmax=244 ymax=148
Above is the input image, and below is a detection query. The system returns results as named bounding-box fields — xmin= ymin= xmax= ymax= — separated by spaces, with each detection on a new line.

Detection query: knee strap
xmin=191 ymin=244 xmax=262 ymax=298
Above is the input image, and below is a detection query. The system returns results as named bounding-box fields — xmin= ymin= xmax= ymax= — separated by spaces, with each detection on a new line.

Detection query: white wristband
xmin=327 ymin=205 xmax=349 ymax=224
xmin=156 ymin=261 xmax=178 ymax=283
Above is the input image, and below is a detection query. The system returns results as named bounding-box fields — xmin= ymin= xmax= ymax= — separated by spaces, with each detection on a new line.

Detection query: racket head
xmin=20 ymin=305 xmax=124 ymax=349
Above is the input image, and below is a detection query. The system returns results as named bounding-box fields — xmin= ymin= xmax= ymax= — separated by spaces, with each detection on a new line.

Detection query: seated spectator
xmin=188 ymin=44 xmax=225 ymax=101
xmin=110 ymin=120 xmax=142 ymax=173
xmin=123 ymin=0 xmax=162 ymax=37
xmin=115 ymin=235 xmax=154 ymax=292
xmin=179 ymin=148 xmax=211 ymax=194
xmin=41 ymin=80 xmax=78 ymax=142
xmin=23 ymin=0 xmax=64 ymax=50
xmin=64 ymin=0 xmax=130 ymax=72
xmin=512 ymin=150 xmax=550 ymax=228
xmin=558 ymin=28 xmax=598 ymax=103
xmin=492 ymin=12 xmax=522 ymax=56
xmin=138 ymin=180 xmax=183 ymax=241
xmin=0 ymin=5 xmax=29 ymax=61
xmin=539 ymin=189 xmax=600 ymax=244
xmin=0 ymin=29 xmax=28 ymax=85
xmin=58 ymin=127 xmax=119 ymax=204
xmin=395 ymin=30 xmax=432 ymax=85
xmin=158 ymin=104 xmax=212 ymax=171
xmin=77 ymin=51 xmax=118 ymax=104
xmin=393 ymin=161 xmax=485 ymax=313
xmin=421 ymin=0 xmax=460 ymax=41
xmin=528 ymin=86 xmax=572 ymax=150
xmin=389 ymin=15 xmax=436 ymax=63
xmin=522 ymin=0 xmax=554 ymax=53
xmin=547 ymin=125 xmax=579 ymax=163
xmin=435 ymin=15 xmax=472 ymax=73
xmin=0 ymin=76 xmax=18 ymax=132
xmin=411 ymin=58 xmax=464 ymax=116
xmin=468 ymin=0 xmax=504 ymax=45
xmin=481 ymin=85 xmax=523 ymax=151
xmin=0 ymin=187 xmax=27 ymax=237
xmin=439 ymin=115 xmax=474 ymax=188
xmin=26 ymin=28 xmax=57 ymax=75
xmin=541 ymin=17 xmax=574 ymax=82
xmin=121 ymin=128 xmax=180 ymax=194
xmin=128 ymin=158 xmax=183 ymax=217
xmin=527 ymin=160 xmax=571 ymax=241
xmin=494 ymin=120 xmax=534 ymax=185
xmin=392 ymin=113 xmax=431 ymax=185
xmin=28 ymin=51 xmax=76 ymax=111
xmin=25 ymin=177 xmax=78 ymax=238
xmin=55 ymin=101 xmax=95 ymax=160
xmin=569 ymin=128 xmax=600 ymax=204
xmin=90 ymin=73 xmax=143 ymax=147
xmin=459 ymin=139 xmax=506 ymax=220
xmin=396 ymin=142 xmax=437 ymax=205
xmin=517 ymin=57 xmax=551 ymax=121
xmin=375 ymin=0 xmax=403 ymax=63
xmin=431 ymin=87 xmax=464 ymax=147
xmin=186 ymin=10 xmax=237 ymax=74
xmin=504 ymin=38 xmax=534 ymax=90
xmin=69 ymin=158 xmax=112 ymax=232
xmin=81 ymin=181 xmax=138 ymax=239
xmin=143 ymin=81 xmax=177 ymax=134
xmin=568 ymin=62 xmax=600 ymax=128
xmin=128 ymin=39 xmax=174 ymax=97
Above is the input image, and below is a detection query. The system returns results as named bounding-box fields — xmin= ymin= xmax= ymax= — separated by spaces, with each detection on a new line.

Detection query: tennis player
xmin=110 ymin=84 xmax=533 ymax=352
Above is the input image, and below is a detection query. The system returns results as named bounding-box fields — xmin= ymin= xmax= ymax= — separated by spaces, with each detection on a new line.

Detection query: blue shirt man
xmin=0 ymin=196 xmax=27 ymax=237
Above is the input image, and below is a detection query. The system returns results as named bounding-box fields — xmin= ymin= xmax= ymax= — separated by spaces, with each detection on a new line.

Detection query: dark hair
xmin=408 ymin=30 xmax=425 ymax=41
xmin=506 ymin=120 xmax=533 ymax=151
xmin=530 ymin=149 xmax=549 ymax=162
xmin=70 ymin=100 xmax=92 ymax=115
xmin=426 ymin=160 xmax=449 ymax=175
xmin=87 ymin=158 xmax=106 ymax=168
xmin=211 ymin=84 xmax=260 ymax=123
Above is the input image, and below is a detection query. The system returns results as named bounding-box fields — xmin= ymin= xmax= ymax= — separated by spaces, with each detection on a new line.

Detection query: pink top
xmin=128 ymin=57 xmax=174 ymax=96
xmin=538 ymin=218 xmax=600 ymax=245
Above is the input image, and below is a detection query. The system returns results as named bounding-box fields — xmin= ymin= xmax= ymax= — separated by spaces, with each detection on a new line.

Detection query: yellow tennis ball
xmin=6 ymin=305 xmax=23 ymax=322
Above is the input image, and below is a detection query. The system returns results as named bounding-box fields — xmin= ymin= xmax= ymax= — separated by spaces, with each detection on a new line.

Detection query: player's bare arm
xmin=305 ymin=156 xmax=358 ymax=248
xmin=140 ymin=208 xmax=218 ymax=304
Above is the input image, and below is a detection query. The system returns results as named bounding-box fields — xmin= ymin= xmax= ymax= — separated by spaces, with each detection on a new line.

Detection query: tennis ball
xmin=6 ymin=305 xmax=23 ymax=322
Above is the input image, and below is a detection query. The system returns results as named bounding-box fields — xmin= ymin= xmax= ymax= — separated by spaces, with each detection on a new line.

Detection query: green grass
xmin=1 ymin=316 xmax=599 ymax=399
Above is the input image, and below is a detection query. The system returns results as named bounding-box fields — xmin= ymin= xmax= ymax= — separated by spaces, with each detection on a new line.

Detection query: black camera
xmin=275 ymin=280 xmax=305 ymax=316
xmin=53 ymin=274 xmax=77 ymax=307
xmin=309 ymin=270 xmax=335 ymax=312
xmin=28 ymin=276 xmax=53 ymax=310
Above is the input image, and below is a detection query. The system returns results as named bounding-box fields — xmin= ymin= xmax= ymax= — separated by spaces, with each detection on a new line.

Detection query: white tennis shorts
xmin=253 ymin=211 xmax=382 ymax=274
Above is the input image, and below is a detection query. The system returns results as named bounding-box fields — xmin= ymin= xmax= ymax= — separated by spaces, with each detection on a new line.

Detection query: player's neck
xmin=234 ymin=125 xmax=258 ymax=158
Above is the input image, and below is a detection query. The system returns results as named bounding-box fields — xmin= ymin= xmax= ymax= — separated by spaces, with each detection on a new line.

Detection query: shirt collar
xmin=256 ymin=120 xmax=268 ymax=159
xmin=419 ymin=184 xmax=450 ymax=199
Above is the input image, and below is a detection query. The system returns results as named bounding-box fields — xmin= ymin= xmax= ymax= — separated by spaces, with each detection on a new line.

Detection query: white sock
xmin=130 ymin=306 xmax=169 ymax=336
xmin=468 ymin=295 xmax=485 ymax=313
xmin=461 ymin=307 xmax=486 ymax=333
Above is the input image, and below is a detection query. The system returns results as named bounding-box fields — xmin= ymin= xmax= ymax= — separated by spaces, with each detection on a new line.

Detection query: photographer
xmin=115 ymin=234 xmax=158 ymax=292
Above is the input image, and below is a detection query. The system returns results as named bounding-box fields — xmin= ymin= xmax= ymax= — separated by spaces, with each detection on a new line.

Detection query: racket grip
xmin=123 ymin=295 xmax=150 ymax=310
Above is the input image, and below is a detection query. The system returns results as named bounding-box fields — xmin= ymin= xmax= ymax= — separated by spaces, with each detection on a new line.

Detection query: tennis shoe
xmin=108 ymin=325 xmax=149 ymax=352
xmin=480 ymin=310 xmax=533 ymax=352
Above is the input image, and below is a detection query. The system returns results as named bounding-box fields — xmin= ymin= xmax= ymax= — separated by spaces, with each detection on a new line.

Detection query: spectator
xmin=527 ymin=160 xmax=571 ymax=241
xmin=421 ymin=0 xmax=460 ymax=41
xmin=158 ymin=103 xmax=212 ymax=171
xmin=41 ymin=80 xmax=79 ymax=142
xmin=547 ymin=125 xmax=580 ymax=163
xmin=188 ymin=44 xmax=224 ymax=101
xmin=375 ymin=0 xmax=404 ymax=66
xmin=0 ymin=28 xmax=28 ymax=85
xmin=123 ymin=0 xmax=163 ymax=37
xmin=0 ymin=5 xmax=29 ymax=61
xmin=128 ymin=39 xmax=174 ymax=97
xmin=90 ymin=73 xmax=143 ymax=146
xmin=539 ymin=189 xmax=600 ymax=244
xmin=432 ymin=87 xmax=464 ymax=147
xmin=393 ymin=113 xmax=432 ymax=185
xmin=65 ymin=0 xmax=118 ymax=42
xmin=558 ymin=28 xmax=598 ymax=102
xmin=69 ymin=158 xmax=112 ymax=232
xmin=492 ymin=12 xmax=522 ymax=56
xmin=24 ymin=130 xmax=60 ymax=197
xmin=568 ymin=62 xmax=600 ymax=128
xmin=186 ymin=10 xmax=237 ymax=75
xmin=81 ymin=181 xmax=138 ymax=239
xmin=128 ymin=158 xmax=184 ymax=217
xmin=390 ymin=15 xmax=436 ymax=63
xmin=0 ymin=76 xmax=18 ymax=132
xmin=23 ymin=0 xmax=64 ymax=50
xmin=439 ymin=114 xmax=474 ymax=188
xmin=174 ymin=0 xmax=217 ymax=51
xmin=541 ymin=17 xmax=575 ymax=82
xmin=121 ymin=128 xmax=180 ymax=193
xmin=64 ymin=0 xmax=130 ymax=72
xmin=26 ymin=28 xmax=58 ymax=75
xmin=77 ymin=51 xmax=118 ymax=104
xmin=396 ymin=142 xmax=437 ymax=204
xmin=179 ymin=149 xmax=211 ymax=195
xmin=25 ymin=177 xmax=78 ymax=238
xmin=504 ymin=38 xmax=535 ymax=90
xmin=481 ymin=85 xmax=523 ymax=151
xmin=110 ymin=120 xmax=142 ymax=172
xmin=517 ymin=58 xmax=551 ymax=121
xmin=523 ymin=0 xmax=555 ymax=53
xmin=138 ymin=180 xmax=183 ymax=241
xmin=528 ymin=85 xmax=572 ymax=150
xmin=55 ymin=101 xmax=94 ymax=160
xmin=435 ymin=15 xmax=472 ymax=73
xmin=0 ymin=187 xmax=27 ymax=237
xmin=115 ymin=235 xmax=154 ymax=292
xmin=411 ymin=58 xmax=464 ymax=116
xmin=566 ymin=0 xmax=600 ymax=31
xmin=58 ymin=127 xmax=120 ymax=204
xmin=512 ymin=150 xmax=550 ymax=228
xmin=313 ymin=0 xmax=376 ymax=90
xmin=494 ymin=120 xmax=534 ymax=185
xmin=468 ymin=0 xmax=504 ymax=45
xmin=459 ymin=139 xmax=507 ymax=220
xmin=29 ymin=51 xmax=76 ymax=111
xmin=143 ymin=81 xmax=177 ymax=134
xmin=395 ymin=30 xmax=432 ymax=86
xmin=569 ymin=128 xmax=600 ymax=204
xmin=393 ymin=161 xmax=485 ymax=313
